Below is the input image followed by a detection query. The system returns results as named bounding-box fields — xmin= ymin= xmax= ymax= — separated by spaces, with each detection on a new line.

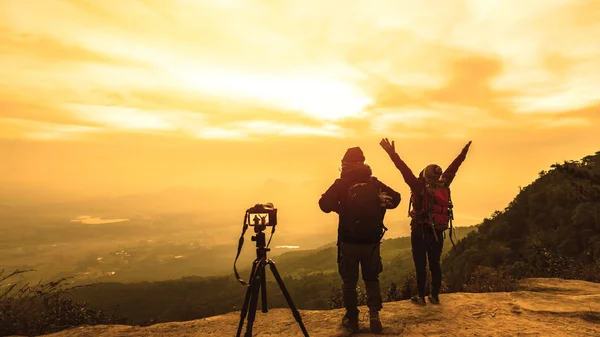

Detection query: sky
xmin=1 ymin=0 xmax=599 ymax=231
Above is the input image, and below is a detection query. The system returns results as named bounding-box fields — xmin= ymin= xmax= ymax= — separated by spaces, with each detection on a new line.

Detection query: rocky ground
xmin=28 ymin=278 xmax=600 ymax=336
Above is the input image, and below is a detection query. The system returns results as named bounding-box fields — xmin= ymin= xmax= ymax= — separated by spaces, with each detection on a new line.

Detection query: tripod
xmin=236 ymin=227 xmax=310 ymax=337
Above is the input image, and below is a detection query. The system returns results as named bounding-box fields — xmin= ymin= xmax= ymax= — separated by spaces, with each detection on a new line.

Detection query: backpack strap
xmin=447 ymin=185 xmax=457 ymax=247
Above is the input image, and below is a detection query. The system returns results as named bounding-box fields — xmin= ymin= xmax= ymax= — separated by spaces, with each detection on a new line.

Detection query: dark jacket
xmin=387 ymin=148 xmax=469 ymax=228
xmin=319 ymin=164 xmax=401 ymax=244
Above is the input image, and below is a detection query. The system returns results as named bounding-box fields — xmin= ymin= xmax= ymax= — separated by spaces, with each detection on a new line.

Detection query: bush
xmin=385 ymin=282 xmax=401 ymax=302
xmin=0 ymin=269 xmax=127 ymax=336
xmin=461 ymin=266 xmax=517 ymax=293
xmin=325 ymin=284 xmax=370 ymax=309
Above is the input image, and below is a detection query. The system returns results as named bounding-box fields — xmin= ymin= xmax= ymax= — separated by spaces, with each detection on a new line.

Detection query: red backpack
xmin=408 ymin=181 xmax=456 ymax=244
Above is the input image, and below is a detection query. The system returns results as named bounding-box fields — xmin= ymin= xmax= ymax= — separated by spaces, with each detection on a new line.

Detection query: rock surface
xmin=34 ymin=278 xmax=600 ymax=336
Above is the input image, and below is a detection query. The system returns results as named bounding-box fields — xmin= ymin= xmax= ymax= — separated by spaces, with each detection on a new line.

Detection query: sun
xmin=169 ymin=65 xmax=373 ymax=121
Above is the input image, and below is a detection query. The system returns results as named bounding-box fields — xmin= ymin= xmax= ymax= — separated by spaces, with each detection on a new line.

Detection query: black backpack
xmin=345 ymin=179 xmax=387 ymax=241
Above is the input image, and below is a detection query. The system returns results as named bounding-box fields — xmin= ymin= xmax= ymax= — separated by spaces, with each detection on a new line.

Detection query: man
xmin=319 ymin=147 xmax=401 ymax=333
xmin=380 ymin=138 xmax=472 ymax=305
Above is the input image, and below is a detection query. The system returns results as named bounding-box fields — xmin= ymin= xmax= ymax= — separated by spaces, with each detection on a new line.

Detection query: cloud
xmin=64 ymin=104 xmax=205 ymax=133
xmin=229 ymin=120 xmax=344 ymax=138
xmin=537 ymin=117 xmax=591 ymax=129
xmin=0 ymin=29 xmax=127 ymax=65
xmin=2 ymin=101 xmax=346 ymax=141
xmin=0 ymin=117 xmax=104 ymax=141
xmin=0 ymin=96 xmax=89 ymax=126
xmin=426 ymin=55 xmax=514 ymax=116
xmin=512 ymin=87 xmax=600 ymax=114
xmin=1 ymin=0 xmax=599 ymax=143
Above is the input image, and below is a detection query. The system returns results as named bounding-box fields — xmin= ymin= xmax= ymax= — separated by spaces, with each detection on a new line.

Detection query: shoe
xmin=410 ymin=295 xmax=426 ymax=306
xmin=369 ymin=310 xmax=383 ymax=334
xmin=342 ymin=314 xmax=359 ymax=333
xmin=428 ymin=295 xmax=440 ymax=305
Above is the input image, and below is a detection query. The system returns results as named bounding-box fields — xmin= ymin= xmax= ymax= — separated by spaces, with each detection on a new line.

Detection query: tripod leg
xmin=236 ymin=260 xmax=259 ymax=337
xmin=260 ymin=266 xmax=268 ymax=313
xmin=268 ymin=260 xmax=310 ymax=337
xmin=244 ymin=261 xmax=265 ymax=337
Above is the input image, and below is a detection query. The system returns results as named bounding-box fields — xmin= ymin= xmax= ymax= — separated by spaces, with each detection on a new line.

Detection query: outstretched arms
xmin=319 ymin=179 xmax=342 ymax=213
xmin=442 ymin=141 xmax=472 ymax=185
xmin=379 ymin=138 xmax=420 ymax=189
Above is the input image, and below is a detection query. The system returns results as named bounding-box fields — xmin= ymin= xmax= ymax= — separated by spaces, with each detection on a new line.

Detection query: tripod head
xmin=250 ymin=226 xmax=271 ymax=251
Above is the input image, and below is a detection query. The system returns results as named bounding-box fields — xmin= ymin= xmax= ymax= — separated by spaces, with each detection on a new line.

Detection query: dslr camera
xmin=245 ymin=202 xmax=278 ymax=228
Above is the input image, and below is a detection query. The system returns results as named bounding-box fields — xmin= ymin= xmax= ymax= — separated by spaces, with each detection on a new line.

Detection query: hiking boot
xmin=428 ymin=295 xmax=440 ymax=305
xmin=410 ymin=295 xmax=426 ymax=306
xmin=342 ymin=314 xmax=359 ymax=333
xmin=369 ymin=310 xmax=383 ymax=334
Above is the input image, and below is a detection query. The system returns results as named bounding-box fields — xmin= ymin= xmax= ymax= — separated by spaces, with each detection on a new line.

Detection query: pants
xmin=411 ymin=225 xmax=444 ymax=298
xmin=338 ymin=242 xmax=383 ymax=317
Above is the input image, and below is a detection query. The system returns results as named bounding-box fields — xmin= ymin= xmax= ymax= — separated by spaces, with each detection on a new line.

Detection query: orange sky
xmin=1 ymin=0 xmax=599 ymax=231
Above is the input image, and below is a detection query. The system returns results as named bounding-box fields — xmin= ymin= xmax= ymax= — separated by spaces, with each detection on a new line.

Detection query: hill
xmin=27 ymin=278 xmax=600 ymax=337
xmin=443 ymin=151 xmax=600 ymax=291
xmin=268 ymin=225 xmax=476 ymax=278
xmin=61 ymin=226 xmax=475 ymax=325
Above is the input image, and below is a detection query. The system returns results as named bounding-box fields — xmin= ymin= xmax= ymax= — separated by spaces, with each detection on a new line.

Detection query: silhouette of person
xmin=319 ymin=147 xmax=401 ymax=333
xmin=380 ymin=138 xmax=472 ymax=305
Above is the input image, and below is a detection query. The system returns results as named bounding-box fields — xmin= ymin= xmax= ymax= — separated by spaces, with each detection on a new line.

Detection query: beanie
xmin=341 ymin=147 xmax=365 ymax=164
xmin=423 ymin=164 xmax=443 ymax=182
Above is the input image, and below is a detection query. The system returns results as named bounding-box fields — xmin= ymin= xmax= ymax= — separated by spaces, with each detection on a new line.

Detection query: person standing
xmin=379 ymin=138 xmax=472 ymax=305
xmin=319 ymin=147 xmax=401 ymax=333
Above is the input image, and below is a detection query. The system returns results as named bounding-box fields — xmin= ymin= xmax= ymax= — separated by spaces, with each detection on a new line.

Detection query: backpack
xmin=345 ymin=179 xmax=387 ymax=241
xmin=409 ymin=181 xmax=456 ymax=243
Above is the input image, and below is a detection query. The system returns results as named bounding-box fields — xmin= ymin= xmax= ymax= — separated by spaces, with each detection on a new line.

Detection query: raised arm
xmin=379 ymin=138 xmax=420 ymax=189
xmin=373 ymin=178 xmax=401 ymax=209
xmin=319 ymin=179 xmax=342 ymax=213
xmin=442 ymin=141 xmax=472 ymax=185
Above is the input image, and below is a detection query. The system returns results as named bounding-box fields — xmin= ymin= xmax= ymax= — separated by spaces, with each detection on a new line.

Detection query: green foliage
xmin=385 ymin=282 xmax=401 ymax=302
xmin=443 ymin=151 xmax=600 ymax=292
xmin=64 ymin=226 xmax=476 ymax=326
xmin=0 ymin=269 xmax=126 ymax=336
xmin=326 ymin=287 xmax=343 ymax=309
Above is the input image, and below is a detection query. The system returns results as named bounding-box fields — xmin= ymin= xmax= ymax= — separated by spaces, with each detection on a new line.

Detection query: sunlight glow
xmin=538 ymin=117 xmax=591 ymax=129
xmin=232 ymin=120 xmax=343 ymax=137
xmin=71 ymin=216 xmax=130 ymax=224
xmin=171 ymin=68 xmax=373 ymax=121
xmin=513 ymin=88 xmax=600 ymax=114
xmin=66 ymin=104 xmax=177 ymax=130
xmin=1 ymin=0 xmax=599 ymax=143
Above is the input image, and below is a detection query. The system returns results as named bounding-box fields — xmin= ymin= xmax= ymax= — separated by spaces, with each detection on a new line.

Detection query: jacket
xmin=319 ymin=164 xmax=401 ymax=244
xmin=387 ymin=148 xmax=469 ymax=228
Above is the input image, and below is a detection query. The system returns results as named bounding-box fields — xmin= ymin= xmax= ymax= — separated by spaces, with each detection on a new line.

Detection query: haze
xmin=0 ymin=0 xmax=598 ymax=282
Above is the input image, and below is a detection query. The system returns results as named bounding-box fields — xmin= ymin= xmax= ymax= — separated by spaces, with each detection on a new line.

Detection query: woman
xmin=380 ymin=138 xmax=472 ymax=305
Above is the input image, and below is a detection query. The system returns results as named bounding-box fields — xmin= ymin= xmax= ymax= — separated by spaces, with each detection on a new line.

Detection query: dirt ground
xmin=32 ymin=278 xmax=600 ymax=336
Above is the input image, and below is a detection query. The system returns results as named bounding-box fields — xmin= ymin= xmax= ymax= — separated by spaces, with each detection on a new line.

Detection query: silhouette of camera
xmin=245 ymin=203 xmax=278 ymax=227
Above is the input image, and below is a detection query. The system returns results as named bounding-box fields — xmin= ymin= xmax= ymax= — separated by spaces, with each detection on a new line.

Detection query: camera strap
xmin=234 ymin=211 xmax=250 ymax=286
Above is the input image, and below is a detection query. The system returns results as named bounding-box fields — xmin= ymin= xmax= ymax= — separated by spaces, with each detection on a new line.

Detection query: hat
xmin=342 ymin=147 xmax=365 ymax=164
xmin=423 ymin=164 xmax=442 ymax=182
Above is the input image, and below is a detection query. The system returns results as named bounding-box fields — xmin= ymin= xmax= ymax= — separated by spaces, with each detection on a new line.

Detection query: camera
xmin=245 ymin=202 xmax=277 ymax=227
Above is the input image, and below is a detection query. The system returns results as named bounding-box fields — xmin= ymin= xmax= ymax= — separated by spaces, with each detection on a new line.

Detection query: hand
xmin=379 ymin=138 xmax=395 ymax=155
xmin=462 ymin=141 xmax=472 ymax=153
xmin=379 ymin=192 xmax=394 ymax=207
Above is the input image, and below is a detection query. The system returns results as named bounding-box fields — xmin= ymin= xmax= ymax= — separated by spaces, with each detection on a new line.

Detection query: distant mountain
xmin=443 ymin=151 xmax=600 ymax=291
xmin=64 ymin=226 xmax=476 ymax=325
